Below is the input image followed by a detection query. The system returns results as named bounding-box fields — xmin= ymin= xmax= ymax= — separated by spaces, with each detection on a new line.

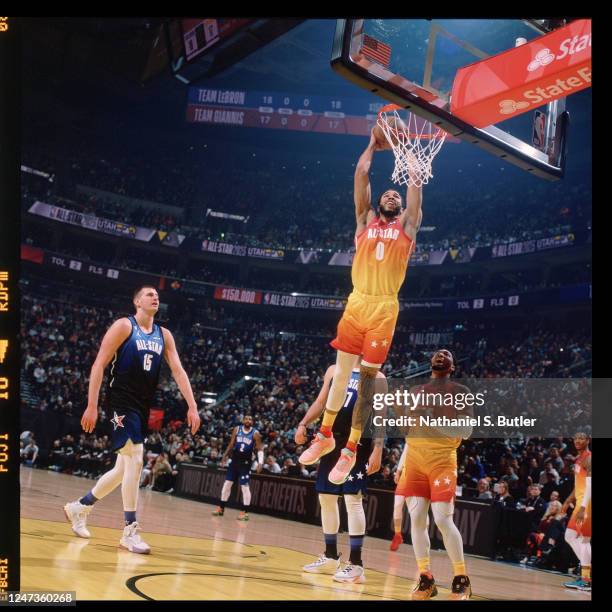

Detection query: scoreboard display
xmin=186 ymin=87 xmax=387 ymax=136
xmin=186 ymin=87 xmax=463 ymax=137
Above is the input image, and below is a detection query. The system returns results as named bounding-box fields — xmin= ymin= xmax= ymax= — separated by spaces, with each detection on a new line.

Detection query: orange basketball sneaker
xmin=411 ymin=572 xmax=438 ymax=600
xmin=448 ymin=575 xmax=472 ymax=600
xmin=298 ymin=432 xmax=336 ymax=465
xmin=328 ymin=448 xmax=356 ymax=485
xmin=390 ymin=532 xmax=403 ymax=551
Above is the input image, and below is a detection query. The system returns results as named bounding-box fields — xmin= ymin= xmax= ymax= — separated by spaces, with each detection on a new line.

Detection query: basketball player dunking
xmin=64 ymin=286 xmax=201 ymax=553
xmin=562 ymin=432 xmax=592 ymax=592
xmin=296 ymin=362 xmax=385 ymax=583
xmin=299 ymin=128 xmax=423 ymax=485
xmin=212 ymin=415 xmax=264 ymax=521
xmin=400 ymin=349 xmax=473 ymax=600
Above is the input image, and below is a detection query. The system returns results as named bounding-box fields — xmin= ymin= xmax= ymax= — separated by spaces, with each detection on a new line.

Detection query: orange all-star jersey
xmin=574 ymin=449 xmax=591 ymax=503
xmin=352 ymin=216 xmax=414 ymax=296
xmin=407 ymin=378 xmax=470 ymax=451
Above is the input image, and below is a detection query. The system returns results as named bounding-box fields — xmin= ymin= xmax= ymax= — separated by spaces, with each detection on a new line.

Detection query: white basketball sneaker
xmin=303 ymin=553 xmax=341 ymax=574
xmin=63 ymin=500 xmax=93 ymax=538
xmin=120 ymin=522 xmax=151 ymax=554
xmin=333 ymin=563 xmax=366 ymax=584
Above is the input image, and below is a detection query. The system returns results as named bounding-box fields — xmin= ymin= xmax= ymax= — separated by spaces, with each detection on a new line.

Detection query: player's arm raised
xmin=367 ymin=371 xmax=388 ymax=475
xmin=400 ymin=182 xmax=423 ymax=243
xmin=354 ymin=131 xmax=380 ymax=234
xmin=161 ymin=327 xmax=201 ymax=434
xmin=254 ymin=431 xmax=265 ymax=473
xmin=222 ymin=426 xmax=238 ymax=467
xmin=295 ymin=365 xmax=335 ymax=445
xmin=82 ymin=318 xmax=132 ymax=433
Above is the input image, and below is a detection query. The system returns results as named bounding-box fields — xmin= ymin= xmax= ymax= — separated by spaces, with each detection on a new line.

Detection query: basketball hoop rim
xmin=377 ymin=103 xmax=449 ymax=140
xmin=377 ymin=103 xmax=403 ymax=117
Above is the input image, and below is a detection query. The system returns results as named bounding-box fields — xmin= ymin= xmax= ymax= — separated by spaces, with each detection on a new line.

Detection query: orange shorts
xmin=567 ymin=502 xmax=592 ymax=538
xmin=396 ymin=446 xmax=457 ymax=503
xmin=331 ymin=291 xmax=399 ymax=365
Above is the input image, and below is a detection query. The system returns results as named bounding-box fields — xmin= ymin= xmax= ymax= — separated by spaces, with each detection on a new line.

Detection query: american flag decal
xmin=361 ymin=34 xmax=391 ymax=68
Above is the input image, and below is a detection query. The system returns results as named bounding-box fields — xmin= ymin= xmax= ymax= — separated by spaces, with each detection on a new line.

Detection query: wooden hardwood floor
xmin=20 ymin=468 xmax=590 ymax=601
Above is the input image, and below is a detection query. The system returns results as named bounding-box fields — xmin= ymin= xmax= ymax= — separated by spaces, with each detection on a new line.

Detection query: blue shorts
xmin=226 ymin=459 xmax=251 ymax=485
xmin=109 ymin=410 xmax=146 ymax=453
xmin=316 ymin=439 xmax=370 ymax=495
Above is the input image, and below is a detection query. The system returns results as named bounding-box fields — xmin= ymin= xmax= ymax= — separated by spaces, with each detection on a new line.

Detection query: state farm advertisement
xmin=451 ymin=19 xmax=591 ymax=127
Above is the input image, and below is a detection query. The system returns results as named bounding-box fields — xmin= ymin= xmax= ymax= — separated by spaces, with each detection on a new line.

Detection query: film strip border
xmin=0 ymin=16 xmax=20 ymax=593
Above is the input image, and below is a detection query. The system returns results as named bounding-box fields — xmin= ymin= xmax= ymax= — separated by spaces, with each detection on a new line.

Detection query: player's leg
xmin=329 ymin=301 xmax=397 ymax=485
xmin=118 ymin=439 xmax=150 ymax=554
xmin=578 ymin=537 xmax=592 ymax=591
xmin=213 ymin=464 xmax=235 ymax=516
xmin=237 ymin=470 xmax=251 ymax=521
xmin=333 ymin=493 xmax=367 ymax=584
xmin=390 ymin=494 xmax=405 ymax=551
xmin=303 ymin=494 xmax=342 ymax=574
xmin=564 ymin=524 xmax=591 ymax=590
xmin=402 ymin=447 xmax=438 ymax=600
xmin=407 ymin=496 xmax=438 ymax=599
xmin=327 ymin=361 xmax=380 ymax=485
xmin=299 ymin=351 xmax=359 ymax=466
xmin=428 ymin=453 xmax=471 ymax=600
xmin=64 ymin=453 xmax=126 ymax=538
xmin=431 ymin=501 xmax=471 ymax=600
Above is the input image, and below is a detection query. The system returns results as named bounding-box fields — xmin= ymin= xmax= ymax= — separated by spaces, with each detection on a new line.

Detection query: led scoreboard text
xmin=186 ymin=87 xmax=387 ymax=135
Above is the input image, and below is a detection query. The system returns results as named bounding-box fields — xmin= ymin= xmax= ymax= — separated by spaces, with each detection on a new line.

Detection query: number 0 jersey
xmin=107 ymin=315 xmax=165 ymax=419
xmin=352 ymin=216 xmax=414 ymax=296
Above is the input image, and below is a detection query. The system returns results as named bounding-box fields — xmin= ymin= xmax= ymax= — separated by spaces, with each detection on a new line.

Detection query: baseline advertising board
xmin=176 ymin=464 xmax=500 ymax=558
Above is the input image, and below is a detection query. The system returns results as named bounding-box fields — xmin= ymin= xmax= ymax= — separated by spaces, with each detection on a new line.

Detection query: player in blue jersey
xmin=295 ymin=362 xmax=386 ymax=584
xmin=63 ymin=286 xmax=201 ymax=553
xmin=213 ymin=414 xmax=264 ymax=521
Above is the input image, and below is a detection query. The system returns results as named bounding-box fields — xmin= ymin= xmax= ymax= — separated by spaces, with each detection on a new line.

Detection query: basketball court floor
xmin=20 ymin=468 xmax=590 ymax=601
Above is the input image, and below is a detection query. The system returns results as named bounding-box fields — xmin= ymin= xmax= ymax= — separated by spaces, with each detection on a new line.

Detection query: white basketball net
xmin=377 ymin=104 xmax=447 ymax=188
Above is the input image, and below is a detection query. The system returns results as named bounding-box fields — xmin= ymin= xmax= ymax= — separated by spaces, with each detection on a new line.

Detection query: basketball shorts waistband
xmin=351 ymin=290 xmax=399 ymax=304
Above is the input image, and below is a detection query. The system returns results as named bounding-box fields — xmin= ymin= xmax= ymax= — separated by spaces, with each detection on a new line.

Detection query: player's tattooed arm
xmin=82 ymin=317 xmax=132 ymax=434
xmin=352 ymin=365 xmax=379 ymax=432
xmin=295 ymin=365 xmax=335 ymax=445
xmin=367 ymin=371 xmax=388 ymax=474
xmin=583 ymin=454 xmax=592 ymax=476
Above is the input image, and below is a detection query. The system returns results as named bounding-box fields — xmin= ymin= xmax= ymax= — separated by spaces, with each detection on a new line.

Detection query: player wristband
xmin=257 ymin=450 xmax=264 ymax=464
